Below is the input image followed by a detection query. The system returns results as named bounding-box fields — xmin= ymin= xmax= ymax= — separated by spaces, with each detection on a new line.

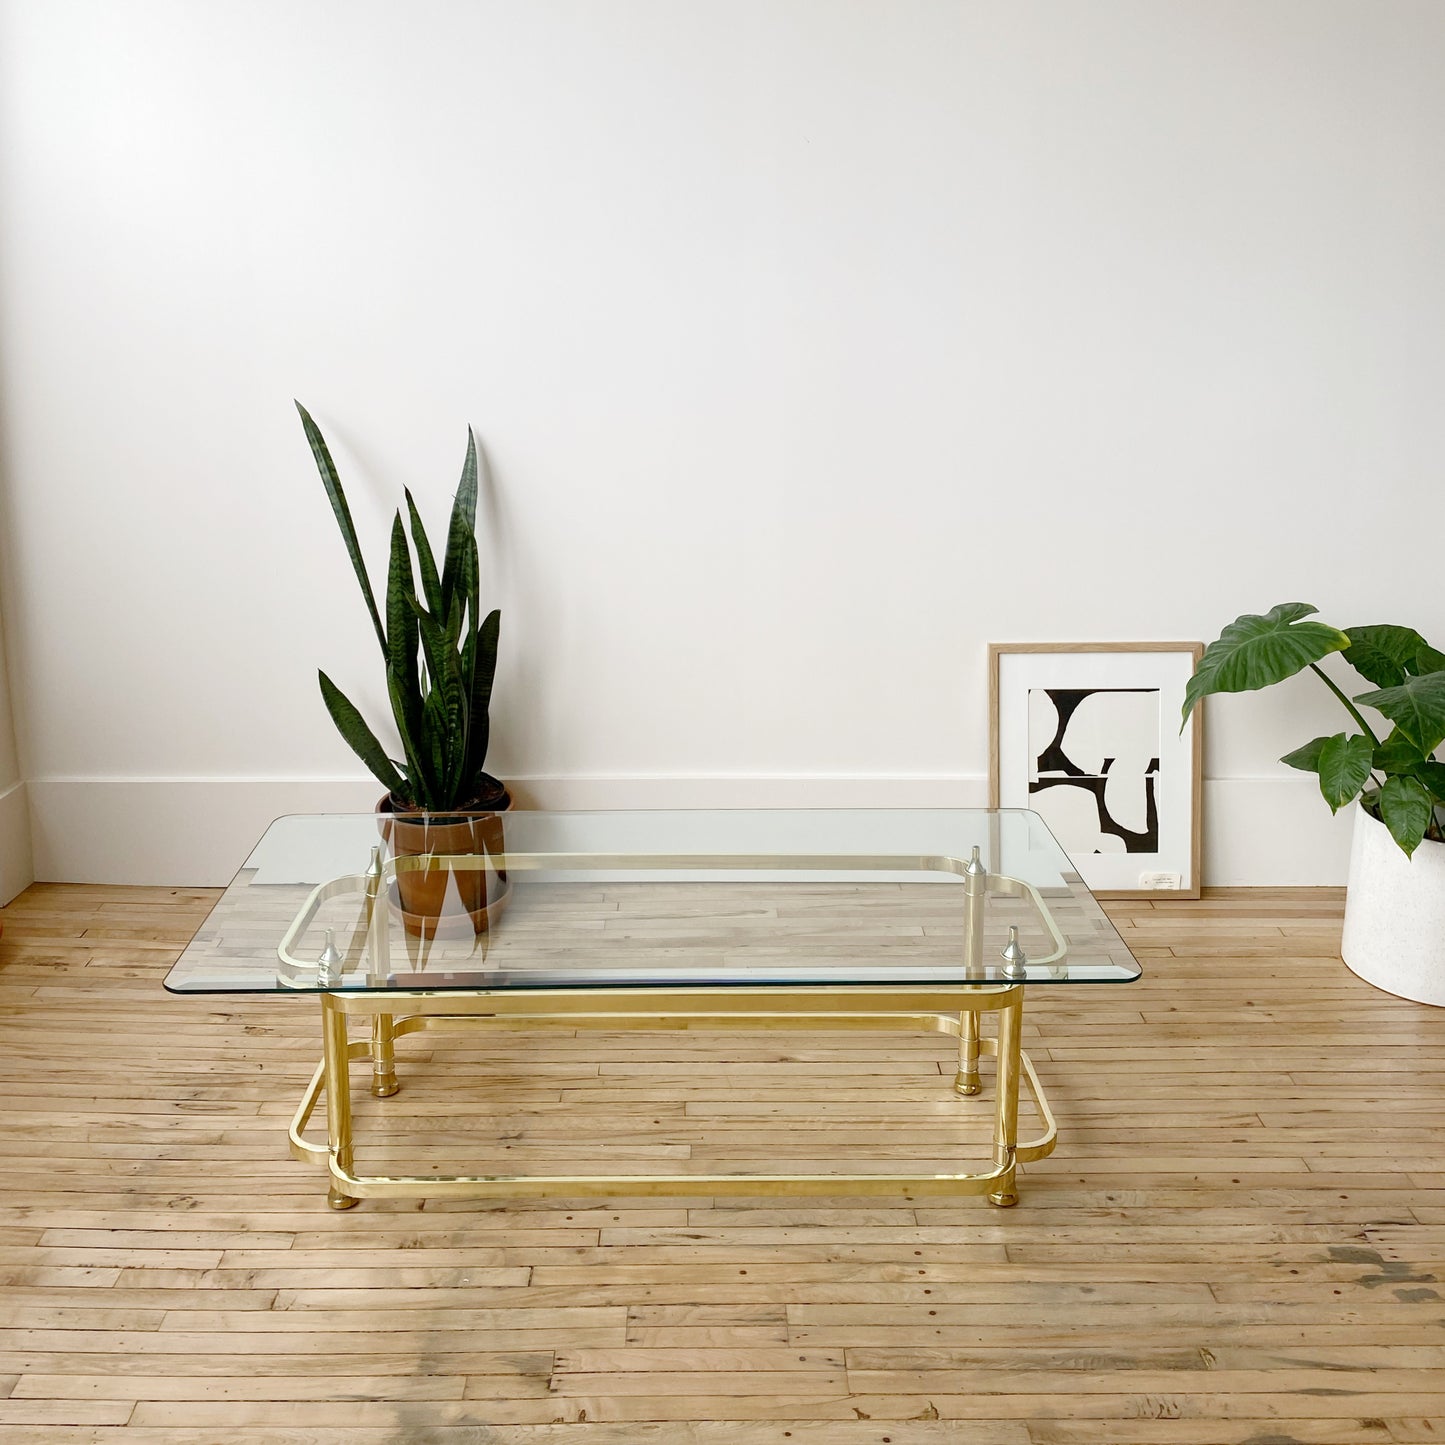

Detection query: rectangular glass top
xmin=164 ymin=808 xmax=1141 ymax=994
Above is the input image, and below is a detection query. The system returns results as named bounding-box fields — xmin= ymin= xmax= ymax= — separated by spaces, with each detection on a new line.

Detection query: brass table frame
xmin=288 ymin=983 xmax=1057 ymax=1210
xmin=282 ymin=847 xmax=1063 ymax=1209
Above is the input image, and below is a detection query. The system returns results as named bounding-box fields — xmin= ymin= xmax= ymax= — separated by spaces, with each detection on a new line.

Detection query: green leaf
xmin=440 ymin=428 xmax=479 ymax=617
xmin=1354 ymin=670 xmax=1445 ymax=757
xmin=296 ymin=403 xmax=386 ymax=656
xmin=1182 ymin=603 xmax=1349 ymax=724
xmin=463 ymin=534 xmax=480 ymax=682
xmin=318 ymin=671 xmax=405 ymax=797
xmin=1373 ymin=728 xmax=1428 ymax=775
xmin=1369 ymin=728 xmax=1445 ymax=805
xmin=411 ymin=602 xmax=470 ymax=803
xmin=380 ymin=513 xmax=427 ymax=799
xmin=1379 ymin=774 xmax=1434 ymax=858
xmin=1417 ymin=760 xmax=1445 ymax=803
xmin=420 ymin=689 xmax=450 ymax=803
xmin=384 ymin=514 xmax=419 ymax=705
xmin=458 ymin=536 xmax=481 ymax=776
xmin=404 ymin=488 xmax=444 ymax=616
xmin=1280 ymin=736 xmax=1332 ymax=774
xmin=1315 ymin=733 xmax=1374 ymax=814
xmin=1344 ymin=625 xmax=1442 ymax=689
xmin=465 ymin=608 xmax=500 ymax=790
xmin=384 ymin=667 xmax=424 ymax=800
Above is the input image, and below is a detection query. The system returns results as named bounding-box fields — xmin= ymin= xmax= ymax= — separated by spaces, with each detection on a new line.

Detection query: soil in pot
xmin=377 ymin=788 xmax=512 ymax=941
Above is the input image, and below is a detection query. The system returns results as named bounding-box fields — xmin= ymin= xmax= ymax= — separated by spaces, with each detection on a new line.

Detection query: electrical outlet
xmin=1138 ymin=871 xmax=1182 ymax=890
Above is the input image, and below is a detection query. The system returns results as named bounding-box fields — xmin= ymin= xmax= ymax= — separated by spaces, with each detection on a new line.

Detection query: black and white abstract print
xmin=1028 ymin=688 xmax=1161 ymax=854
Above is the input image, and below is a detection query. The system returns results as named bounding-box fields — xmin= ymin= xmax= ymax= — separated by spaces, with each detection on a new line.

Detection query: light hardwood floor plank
xmin=1 ymin=881 xmax=1441 ymax=1443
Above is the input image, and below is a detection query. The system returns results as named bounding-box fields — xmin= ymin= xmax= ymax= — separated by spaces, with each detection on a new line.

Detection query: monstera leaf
xmin=1182 ymin=603 xmax=1349 ymax=723
xmin=1280 ymin=735 xmax=1331 ymax=774
xmin=1196 ymin=602 xmax=1445 ymax=855
xmin=1378 ymin=775 xmax=1435 ymax=857
xmin=1344 ymin=625 xmax=1445 ymax=689
xmin=1281 ymin=732 xmax=1374 ymax=814
xmin=1315 ymin=734 xmax=1376 ymax=814
xmin=1354 ymin=671 xmax=1445 ymax=758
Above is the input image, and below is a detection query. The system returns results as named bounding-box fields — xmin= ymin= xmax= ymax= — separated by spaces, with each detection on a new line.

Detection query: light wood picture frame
xmin=989 ymin=642 xmax=1204 ymax=900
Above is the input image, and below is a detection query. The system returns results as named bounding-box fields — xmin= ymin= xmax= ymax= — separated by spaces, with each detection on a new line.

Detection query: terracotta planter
xmin=1341 ymin=802 xmax=1445 ymax=1006
xmin=377 ymin=791 xmax=512 ymax=941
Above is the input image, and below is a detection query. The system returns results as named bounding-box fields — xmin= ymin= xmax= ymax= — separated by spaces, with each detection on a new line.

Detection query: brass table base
xmin=288 ymin=984 xmax=1057 ymax=1210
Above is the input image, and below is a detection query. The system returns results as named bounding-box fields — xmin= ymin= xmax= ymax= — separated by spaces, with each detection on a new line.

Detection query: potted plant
xmin=297 ymin=402 xmax=510 ymax=938
xmin=1182 ymin=603 xmax=1445 ymax=1003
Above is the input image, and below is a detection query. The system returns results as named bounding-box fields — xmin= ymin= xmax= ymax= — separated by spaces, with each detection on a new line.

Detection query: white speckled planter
xmin=1340 ymin=802 xmax=1445 ymax=1006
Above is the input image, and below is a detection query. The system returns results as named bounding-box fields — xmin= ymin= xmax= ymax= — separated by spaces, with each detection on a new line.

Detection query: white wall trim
xmin=26 ymin=773 xmax=1353 ymax=887
xmin=0 ymin=780 xmax=34 ymax=904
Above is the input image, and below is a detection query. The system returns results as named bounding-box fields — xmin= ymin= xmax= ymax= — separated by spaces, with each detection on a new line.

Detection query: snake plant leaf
xmin=384 ymin=513 xmax=420 ymax=701
xmin=1378 ymin=774 xmax=1434 ymax=858
xmin=412 ymin=602 xmax=470 ymax=798
xmin=1182 ymin=603 xmax=1349 ymax=724
xmin=446 ymin=589 xmax=464 ymax=648
xmin=403 ymin=488 xmax=444 ymax=615
xmin=297 ymin=403 xmax=387 ymax=657
xmin=440 ymin=428 xmax=479 ymax=616
xmin=1354 ymin=670 xmax=1445 ymax=757
xmin=381 ymin=513 xmax=426 ymax=795
xmin=384 ymin=667 xmax=424 ymax=802
xmin=420 ymin=689 xmax=450 ymax=801
xmin=303 ymin=414 xmax=502 ymax=811
xmin=1280 ymin=736 xmax=1332 ymax=774
xmin=318 ymin=671 xmax=405 ymax=797
xmin=1314 ymin=732 xmax=1375 ymax=814
xmin=1344 ymin=625 xmax=1441 ymax=689
xmin=465 ymin=608 xmax=501 ymax=791
xmin=458 ymin=538 xmax=481 ymax=748
xmin=463 ymin=535 xmax=480 ymax=682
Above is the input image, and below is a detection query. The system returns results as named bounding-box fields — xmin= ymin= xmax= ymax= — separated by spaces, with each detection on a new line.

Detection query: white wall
xmin=0 ymin=0 xmax=1441 ymax=885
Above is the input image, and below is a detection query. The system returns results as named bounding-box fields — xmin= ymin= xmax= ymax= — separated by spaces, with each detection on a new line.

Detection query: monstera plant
xmin=1182 ymin=604 xmax=1445 ymax=857
xmin=297 ymin=402 xmax=506 ymax=813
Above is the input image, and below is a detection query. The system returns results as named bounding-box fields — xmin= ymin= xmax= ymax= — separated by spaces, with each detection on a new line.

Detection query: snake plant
xmin=1182 ymin=603 xmax=1445 ymax=856
xmin=297 ymin=403 xmax=504 ymax=811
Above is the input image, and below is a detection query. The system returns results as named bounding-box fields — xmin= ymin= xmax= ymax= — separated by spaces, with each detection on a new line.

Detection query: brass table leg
xmin=988 ymin=991 xmax=1022 ymax=1207
xmin=957 ymin=844 xmax=986 ymax=1096
xmin=322 ymin=997 xmax=359 ymax=1210
xmin=370 ymin=1014 xmax=400 ymax=1098
xmin=954 ymin=1009 xmax=982 ymax=1095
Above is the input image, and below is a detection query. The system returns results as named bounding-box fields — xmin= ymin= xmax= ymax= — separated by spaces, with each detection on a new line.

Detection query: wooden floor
xmin=0 ymin=882 xmax=1442 ymax=1443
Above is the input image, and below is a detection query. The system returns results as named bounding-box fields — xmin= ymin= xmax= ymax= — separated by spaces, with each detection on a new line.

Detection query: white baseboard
xmin=26 ymin=778 xmax=383 ymax=887
xmin=0 ymin=780 xmax=34 ymax=904
xmin=23 ymin=773 xmax=1354 ymax=888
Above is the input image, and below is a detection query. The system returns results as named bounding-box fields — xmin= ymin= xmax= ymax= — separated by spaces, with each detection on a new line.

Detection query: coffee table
xmin=165 ymin=809 xmax=1140 ymax=1209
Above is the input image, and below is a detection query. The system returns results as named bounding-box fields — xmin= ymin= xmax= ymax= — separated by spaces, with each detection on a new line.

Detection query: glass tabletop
xmin=163 ymin=809 xmax=1142 ymax=994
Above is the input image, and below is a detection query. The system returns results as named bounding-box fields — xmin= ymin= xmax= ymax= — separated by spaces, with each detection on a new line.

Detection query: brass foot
xmin=953 ymin=1071 xmax=982 ymax=1096
xmin=370 ymin=1075 xmax=400 ymax=1099
xmin=987 ymin=1189 xmax=1019 ymax=1208
xmin=327 ymin=1185 xmax=359 ymax=1210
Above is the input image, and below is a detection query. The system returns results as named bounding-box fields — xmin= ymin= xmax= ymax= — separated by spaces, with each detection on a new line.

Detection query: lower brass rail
xmin=288 ymin=1004 xmax=1059 ymax=1201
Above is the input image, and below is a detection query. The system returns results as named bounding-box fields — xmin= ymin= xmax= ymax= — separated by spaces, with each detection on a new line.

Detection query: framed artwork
xmin=989 ymin=642 xmax=1204 ymax=899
